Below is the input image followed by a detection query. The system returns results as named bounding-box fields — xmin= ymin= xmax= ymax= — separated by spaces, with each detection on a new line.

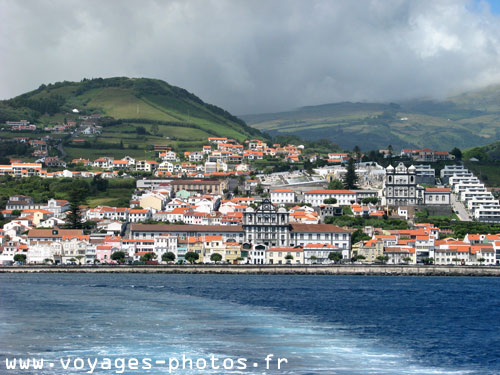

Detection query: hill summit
xmin=0 ymin=77 xmax=261 ymax=142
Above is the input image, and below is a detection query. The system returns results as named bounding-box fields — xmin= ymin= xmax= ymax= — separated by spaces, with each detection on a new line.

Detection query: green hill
xmin=0 ymin=77 xmax=263 ymax=158
xmin=464 ymin=140 xmax=500 ymax=162
xmin=460 ymin=140 xmax=500 ymax=187
xmin=242 ymin=86 xmax=500 ymax=151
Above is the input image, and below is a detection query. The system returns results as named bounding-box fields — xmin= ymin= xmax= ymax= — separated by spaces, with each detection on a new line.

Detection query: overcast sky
xmin=2 ymin=0 xmax=500 ymax=114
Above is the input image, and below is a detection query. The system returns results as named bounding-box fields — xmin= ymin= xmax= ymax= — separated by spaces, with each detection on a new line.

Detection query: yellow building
xmin=266 ymin=247 xmax=304 ymax=265
xmin=223 ymin=241 xmax=242 ymax=264
xmin=21 ymin=209 xmax=52 ymax=226
xmin=185 ymin=236 xmax=204 ymax=263
xmin=139 ymin=193 xmax=165 ymax=211
xmin=352 ymin=239 xmax=383 ymax=263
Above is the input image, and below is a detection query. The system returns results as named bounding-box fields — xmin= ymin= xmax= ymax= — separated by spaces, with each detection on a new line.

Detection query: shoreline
xmin=1 ymin=265 xmax=500 ymax=276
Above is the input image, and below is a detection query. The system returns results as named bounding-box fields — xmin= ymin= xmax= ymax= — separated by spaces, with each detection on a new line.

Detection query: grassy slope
xmin=0 ymin=77 xmax=263 ymax=160
xmin=243 ymin=88 xmax=500 ymax=151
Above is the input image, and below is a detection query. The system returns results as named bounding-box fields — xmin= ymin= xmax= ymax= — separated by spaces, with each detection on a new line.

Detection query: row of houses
xmin=400 ymin=148 xmax=455 ymax=162
xmin=353 ymin=225 xmax=499 ymax=265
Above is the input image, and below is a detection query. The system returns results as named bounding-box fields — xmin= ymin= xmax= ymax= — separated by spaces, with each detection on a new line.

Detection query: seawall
xmin=1 ymin=265 xmax=500 ymax=276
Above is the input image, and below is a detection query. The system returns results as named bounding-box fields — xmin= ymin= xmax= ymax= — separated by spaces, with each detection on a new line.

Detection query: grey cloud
xmin=2 ymin=0 xmax=500 ymax=114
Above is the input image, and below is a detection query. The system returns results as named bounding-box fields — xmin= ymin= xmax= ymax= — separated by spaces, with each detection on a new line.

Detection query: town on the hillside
xmin=1 ymin=119 xmax=500 ymax=266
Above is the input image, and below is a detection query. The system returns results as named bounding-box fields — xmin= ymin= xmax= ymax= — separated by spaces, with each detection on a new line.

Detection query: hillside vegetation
xmin=0 ymin=77 xmax=263 ymax=157
xmin=242 ymin=85 xmax=500 ymax=151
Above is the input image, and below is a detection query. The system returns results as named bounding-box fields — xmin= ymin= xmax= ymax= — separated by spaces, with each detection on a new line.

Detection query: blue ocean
xmin=0 ymin=274 xmax=499 ymax=375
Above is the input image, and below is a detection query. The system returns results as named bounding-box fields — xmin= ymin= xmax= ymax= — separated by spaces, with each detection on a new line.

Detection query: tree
xmin=11 ymin=209 xmax=21 ymax=217
xmin=255 ymin=183 xmax=264 ymax=195
xmin=450 ymin=147 xmax=462 ymax=161
xmin=310 ymin=255 xmax=318 ymax=263
xmin=162 ymin=252 xmax=176 ymax=263
xmin=323 ymin=198 xmax=337 ymax=204
xmin=44 ymin=258 xmax=53 ymax=264
xmin=361 ymin=197 xmax=379 ymax=204
xmin=328 ymin=252 xmax=343 ymax=263
xmin=75 ymin=255 xmax=84 ymax=265
xmin=66 ymin=180 xmax=89 ymax=229
xmin=423 ymin=257 xmax=434 ymax=265
xmin=353 ymin=145 xmax=361 ymax=160
xmin=376 ymin=255 xmax=389 ymax=264
xmin=13 ymin=254 xmax=26 ymax=263
xmin=477 ymin=257 xmax=485 ymax=264
xmin=151 ymin=124 xmax=160 ymax=136
xmin=140 ymin=252 xmax=157 ymax=262
xmin=344 ymin=158 xmax=358 ymax=189
xmin=111 ymin=251 xmax=126 ymax=263
xmin=185 ymin=252 xmax=199 ymax=264
xmin=452 ymin=257 xmax=461 ymax=265
xmin=136 ymin=126 xmax=147 ymax=135
xmin=285 ymin=254 xmax=294 ymax=263
xmin=351 ymin=229 xmax=371 ymax=244
xmin=328 ymin=179 xmax=344 ymax=190
xmin=351 ymin=254 xmax=366 ymax=262
xmin=402 ymin=256 xmax=412 ymax=264
xmin=388 ymin=145 xmax=393 ymax=155
xmin=210 ymin=253 xmax=223 ymax=263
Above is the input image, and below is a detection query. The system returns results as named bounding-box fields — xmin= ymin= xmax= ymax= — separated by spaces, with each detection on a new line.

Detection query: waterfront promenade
xmin=1 ymin=265 xmax=500 ymax=276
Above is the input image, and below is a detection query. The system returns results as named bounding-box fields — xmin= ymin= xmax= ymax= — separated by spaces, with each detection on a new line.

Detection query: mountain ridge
xmin=242 ymin=85 xmax=500 ymax=151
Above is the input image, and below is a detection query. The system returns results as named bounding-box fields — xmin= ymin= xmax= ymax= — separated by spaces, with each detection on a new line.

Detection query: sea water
xmin=0 ymin=274 xmax=499 ymax=374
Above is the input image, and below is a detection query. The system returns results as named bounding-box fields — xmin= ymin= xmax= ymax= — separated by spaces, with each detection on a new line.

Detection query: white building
xmin=303 ymin=243 xmax=339 ymax=264
xmin=424 ymin=188 xmax=451 ymax=205
xmin=304 ymin=189 xmax=356 ymax=206
xmin=153 ymin=234 xmax=178 ymax=261
xmin=270 ymin=189 xmax=296 ymax=204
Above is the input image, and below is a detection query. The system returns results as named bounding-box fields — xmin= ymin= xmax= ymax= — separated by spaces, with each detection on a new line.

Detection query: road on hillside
xmin=451 ymin=194 xmax=471 ymax=221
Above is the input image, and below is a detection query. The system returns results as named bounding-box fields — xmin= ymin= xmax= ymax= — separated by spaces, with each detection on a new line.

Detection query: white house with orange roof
xmin=86 ymin=206 xmax=129 ymax=222
xmin=11 ymin=162 xmax=43 ymax=177
xmin=184 ymin=151 xmax=204 ymax=162
xmin=464 ymin=233 xmax=500 ymax=244
xmin=93 ymin=157 xmax=113 ymax=169
xmin=289 ymin=206 xmax=319 ymax=224
xmin=159 ymin=151 xmax=177 ymax=161
xmin=111 ymin=160 xmax=130 ymax=170
xmin=326 ymin=153 xmax=349 ymax=164
xmin=470 ymin=244 xmax=496 ymax=265
xmin=384 ymin=246 xmax=416 ymax=264
xmin=270 ymin=188 xmax=296 ymax=204
xmin=128 ymin=208 xmax=152 ymax=223
xmin=424 ymin=187 xmax=451 ymax=205
xmin=434 ymin=239 xmax=470 ymax=265
xmin=201 ymin=235 xmax=225 ymax=262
